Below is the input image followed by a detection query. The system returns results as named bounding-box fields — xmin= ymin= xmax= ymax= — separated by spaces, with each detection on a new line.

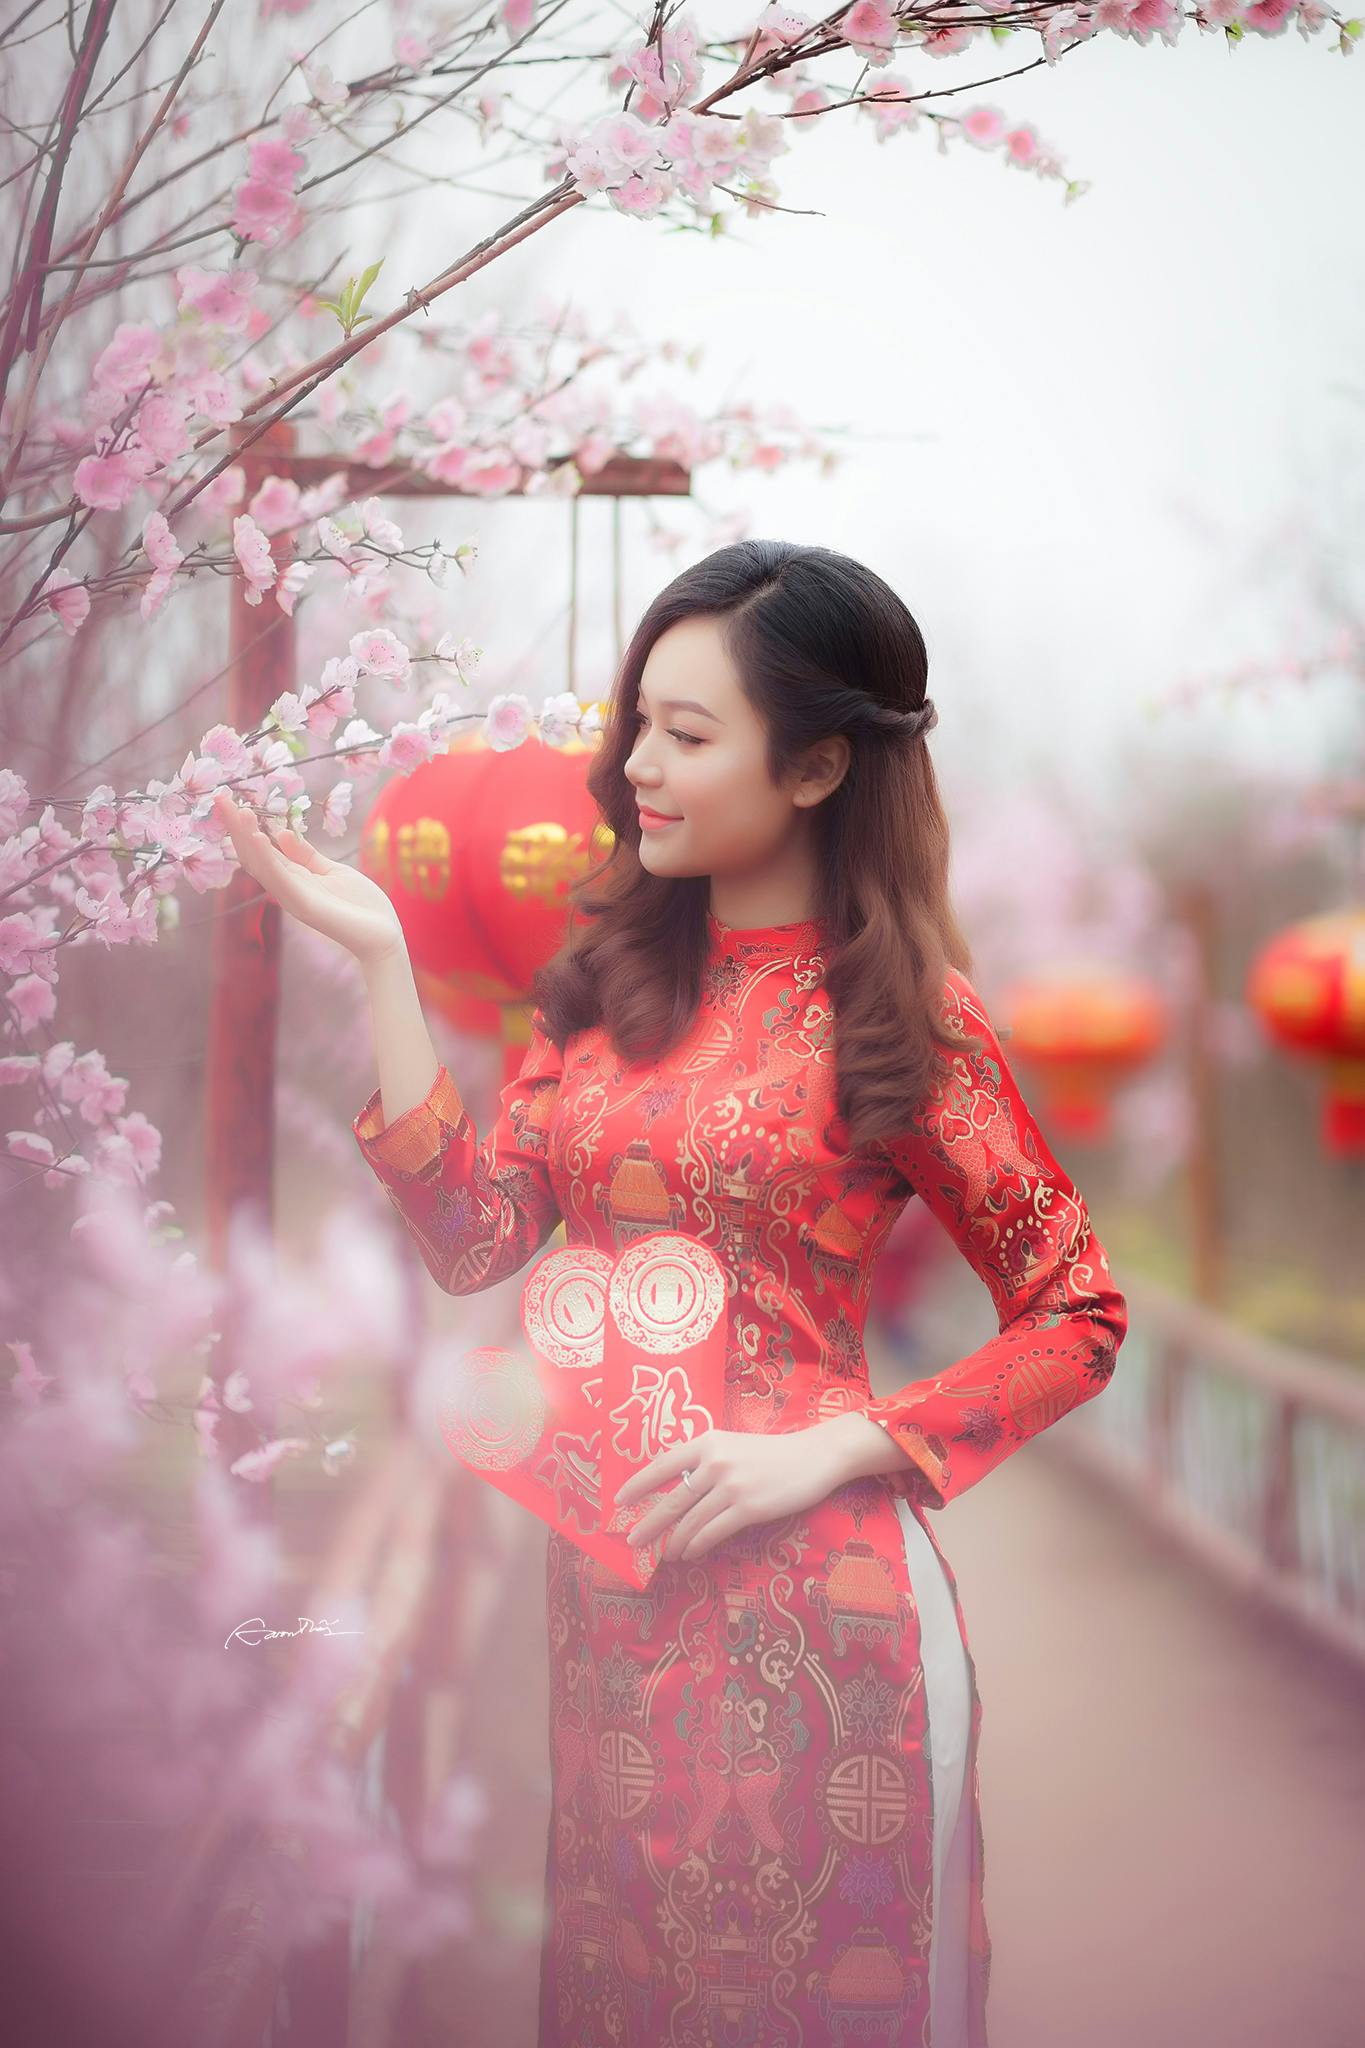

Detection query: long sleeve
xmin=857 ymin=966 xmax=1128 ymax=1512
xmin=352 ymin=1007 xmax=564 ymax=1294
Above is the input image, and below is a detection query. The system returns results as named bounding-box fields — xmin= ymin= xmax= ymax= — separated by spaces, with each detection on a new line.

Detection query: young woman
xmin=216 ymin=538 xmax=1128 ymax=2048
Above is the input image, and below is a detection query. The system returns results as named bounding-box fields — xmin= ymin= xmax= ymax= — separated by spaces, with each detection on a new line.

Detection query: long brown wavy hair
xmin=532 ymin=538 xmax=986 ymax=1151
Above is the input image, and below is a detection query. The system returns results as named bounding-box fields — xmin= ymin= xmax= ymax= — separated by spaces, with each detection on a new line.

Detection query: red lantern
xmin=362 ymin=727 xmax=614 ymax=1081
xmin=1246 ymin=908 xmax=1365 ymax=1157
xmin=997 ymin=971 xmax=1167 ymax=1142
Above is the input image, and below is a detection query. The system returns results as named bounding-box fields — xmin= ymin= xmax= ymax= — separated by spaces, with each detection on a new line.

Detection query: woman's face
xmin=622 ymin=615 xmax=847 ymax=885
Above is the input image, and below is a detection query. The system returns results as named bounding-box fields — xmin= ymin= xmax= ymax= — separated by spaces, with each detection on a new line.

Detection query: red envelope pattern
xmin=438 ymin=1231 xmax=728 ymax=1587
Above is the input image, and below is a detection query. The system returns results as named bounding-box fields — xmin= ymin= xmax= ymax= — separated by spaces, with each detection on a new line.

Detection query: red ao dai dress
xmin=353 ymin=908 xmax=1129 ymax=2048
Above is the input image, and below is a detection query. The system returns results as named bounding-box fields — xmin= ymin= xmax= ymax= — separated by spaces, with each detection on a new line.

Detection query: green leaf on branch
xmin=317 ymin=258 xmax=386 ymax=337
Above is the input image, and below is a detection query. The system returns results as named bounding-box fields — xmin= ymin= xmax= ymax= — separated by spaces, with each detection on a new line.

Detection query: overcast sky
xmin=351 ymin=21 xmax=1365 ymax=815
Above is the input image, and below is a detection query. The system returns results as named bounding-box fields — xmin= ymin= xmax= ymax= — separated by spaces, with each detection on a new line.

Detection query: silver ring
xmin=681 ymin=1469 xmax=695 ymax=1490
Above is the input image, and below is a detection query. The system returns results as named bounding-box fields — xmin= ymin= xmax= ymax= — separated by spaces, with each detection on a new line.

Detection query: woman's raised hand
xmin=212 ymin=790 xmax=406 ymax=967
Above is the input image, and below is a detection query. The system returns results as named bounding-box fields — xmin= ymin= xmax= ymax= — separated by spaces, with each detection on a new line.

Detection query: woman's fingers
xmin=212 ymin=793 xmax=315 ymax=912
xmin=274 ymin=826 xmax=334 ymax=877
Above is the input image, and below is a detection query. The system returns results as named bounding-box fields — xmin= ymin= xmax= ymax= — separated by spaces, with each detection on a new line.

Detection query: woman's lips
xmin=637 ymin=805 xmax=682 ymax=831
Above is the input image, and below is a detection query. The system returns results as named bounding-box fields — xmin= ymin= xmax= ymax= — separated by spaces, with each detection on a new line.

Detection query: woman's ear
xmin=794 ymin=733 xmax=851 ymax=806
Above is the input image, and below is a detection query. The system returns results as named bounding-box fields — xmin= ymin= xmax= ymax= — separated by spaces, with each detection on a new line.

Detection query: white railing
xmin=1045 ymin=1274 xmax=1365 ymax=1675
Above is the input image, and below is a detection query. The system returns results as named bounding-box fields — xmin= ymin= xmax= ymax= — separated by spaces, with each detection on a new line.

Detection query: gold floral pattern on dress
xmin=353 ymin=916 xmax=1127 ymax=2048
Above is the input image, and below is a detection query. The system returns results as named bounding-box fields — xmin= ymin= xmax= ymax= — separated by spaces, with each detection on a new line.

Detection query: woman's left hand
xmin=613 ymin=1425 xmax=850 ymax=1564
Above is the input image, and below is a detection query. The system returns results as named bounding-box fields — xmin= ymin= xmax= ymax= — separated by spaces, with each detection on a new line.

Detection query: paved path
xmin=945 ymin=1441 xmax=1365 ymax=2048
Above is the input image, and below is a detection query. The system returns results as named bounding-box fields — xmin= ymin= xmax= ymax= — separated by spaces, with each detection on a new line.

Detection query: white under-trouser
xmin=893 ymin=1496 xmax=975 ymax=2048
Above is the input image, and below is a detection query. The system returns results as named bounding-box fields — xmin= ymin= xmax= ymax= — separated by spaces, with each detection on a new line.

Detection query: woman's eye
xmin=631 ymin=713 xmax=703 ymax=746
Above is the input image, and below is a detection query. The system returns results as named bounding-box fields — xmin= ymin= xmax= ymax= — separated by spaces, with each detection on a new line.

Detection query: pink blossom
xmin=755 ymin=2 xmax=814 ymax=46
xmin=233 ymin=514 xmax=277 ymax=603
xmin=74 ymin=884 xmax=158 ymax=948
xmin=336 ymin=720 xmax=384 ymax=777
xmin=175 ymin=265 xmax=257 ymax=332
xmin=361 ymin=498 xmax=404 ymax=550
xmin=424 ymin=444 xmax=469 ymax=487
xmin=1005 ymin=124 xmax=1040 ymax=166
xmin=249 ymin=475 xmax=303 ymax=533
xmin=611 ymin=171 xmax=675 ymax=219
xmin=8 ymin=975 xmax=56 ymax=1028
xmin=134 ymin=391 xmax=192 ymax=464
xmin=608 ymin=20 xmax=704 ymax=118
xmin=62 ymin=1051 xmax=129 ymax=1125
xmin=222 ymin=1369 xmax=254 ymax=1413
xmin=36 ymin=805 xmax=76 ymax=857
xmin=140 ymin=570 xmax=173 ymax=622
xmin=0 ymin=912 xmax=52 ymax=978
xmin=43 ymin=568 xmax=91 ymax=636
xmin=483 ymin=694 xmax=534 ymax=752
xmin=566 ymin=113 xmax=661 ymax=195
xmin=537 ymin=691 xmax=584 ymax=746
xmin=90 ymin=323 xmax=161 ymax=396
xmin=378 ymin=724 xmax=436 ymax=773
xmin=0 ymin=1055 xmax=39 ymax=1085
xmin=7 ymin=1131 xmax=55 ymax=1167
xmin=115 ymin=1112 xmax=162 ymax=1181
xmin=308 ymin=659 xmax=358 ymax=736
xmin=276 ymin=561 xmax=318 ymax=615
xmin=247 ymin=136 xmax=306 ymax=192
xmin=301 ymin=58 xmax=349 ymax=108
xmin=268 ymin=691 xmax=309 ymax=736
xmin=282 ymin=103 xmax=321 ymax=146
xmin=199 ymin=724 xmax=251 ymax=776
xmin=458 ymin=454 xmax=522 ymax=495
xmin=143 ymin=510 xmax=184 ymax=574
xmin=842 ymin=0 xmax=899 ymax=58
xmin=349 ymin=627 xmax=412 ymax=682
xmin=178 ymin=838 xmax=236 ymax=893
xmin=736 ymin=107 xmax=788 ymax=168
xmin=197 ymin=466 xmax=246 ymax=518
xmin=961 ymin=106 xmax=1007 ymax=148
xmin=437 ymin=634 xmax=485 ymax=675
xmin=91 ymin=1130 xmax=138 ymax=1184
xmin=0 ymin=830 xmax=39 ymax=895
xmin=80 ymin=785 xmax=118 ymax=839
xmin=354 ymin=425 xmax=397 ymax=465
xmin=316 ymin=515 xmax=357 ymax=560
xmin=502 ymin=0 xmax=536 ymax=33
xmin=74 ymin=444 xmax=151 ymax=511
xmin=920 ymin=23 xmax=978 ymax=55
xmin=178 ymin=751 xmax=226 ymax=797
xmin=1094 ymin=0 xmax=1182 ymax=41
xmin=42 ymin=1042 xmax=75 ymax=1085
xmin=425 ymin=397 xmax=467 ymax=440
xmin=396 ymin=29 xmax=432 ymax=64
xmin=180 ymin=367 xmax=240 ymax=425
xmin=231 ymin=179 xmax=303 ymax=247
xmin=864 ymin=75 xmax=918 ymax=139
xmin=321 ymin=783 xmax=353 ymax=836
xmin=0 ymin=768 xmax=28 ymax=837
xmin=229 ymin=1436 xmax=310 ymax=1482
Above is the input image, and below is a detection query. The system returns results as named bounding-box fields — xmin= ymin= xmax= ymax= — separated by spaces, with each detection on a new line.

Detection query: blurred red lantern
xmin=996 ymin=971 xmax=1167 ymax=1142
xmin=361 ymin=727 xmax=614 ymax=1081
xmin=1245 ymin=908 xmax=1365 ymax=1157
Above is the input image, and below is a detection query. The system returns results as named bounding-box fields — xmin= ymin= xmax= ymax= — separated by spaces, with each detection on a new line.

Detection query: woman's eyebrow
xmin=635 ymin=691 xmax=723 ymax=723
